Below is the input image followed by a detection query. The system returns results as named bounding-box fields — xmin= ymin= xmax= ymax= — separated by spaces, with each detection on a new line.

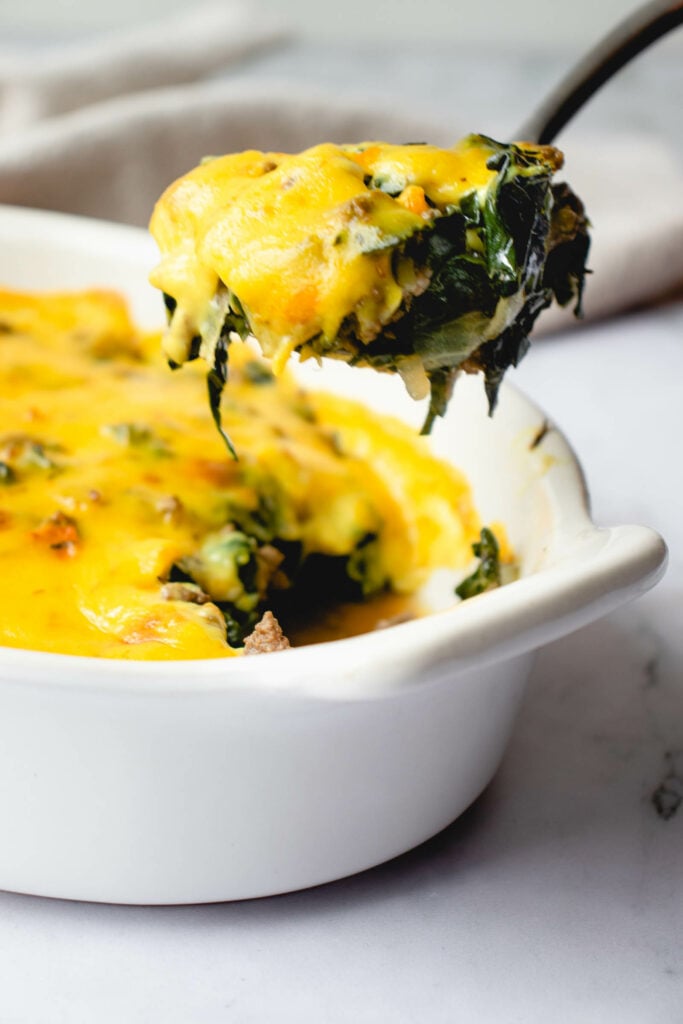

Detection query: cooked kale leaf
xmin=455 ymin=527 xmax=502 ymax=600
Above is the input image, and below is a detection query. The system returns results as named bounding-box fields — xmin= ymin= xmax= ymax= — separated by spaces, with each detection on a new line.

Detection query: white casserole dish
xmin=0 ymin=204 xmax=667 ymax=904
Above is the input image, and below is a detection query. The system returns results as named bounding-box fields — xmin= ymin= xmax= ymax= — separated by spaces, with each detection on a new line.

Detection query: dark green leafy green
xmin=101 ymin=422 xmax=171 ymax=458
xmin=0 ymin=436 xmax=62 ymax=476
xmin=455 ymin=527 xmax=502 ymax=600
xmin=243 ymin=360 xmax=275 ymax=386
xmin=379 ymin=141 xmax=590 ymax=422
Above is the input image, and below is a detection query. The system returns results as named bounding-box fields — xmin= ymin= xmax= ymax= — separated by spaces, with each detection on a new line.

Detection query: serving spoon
xmin=519 ymin=0 xmax=683 ymax=144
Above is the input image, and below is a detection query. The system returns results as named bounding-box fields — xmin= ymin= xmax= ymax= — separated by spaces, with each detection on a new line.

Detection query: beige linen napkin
xmin=0 ymin=3 xmax=288 ymax=132
xmin=0 ymin=3 xmax=681 ymax=328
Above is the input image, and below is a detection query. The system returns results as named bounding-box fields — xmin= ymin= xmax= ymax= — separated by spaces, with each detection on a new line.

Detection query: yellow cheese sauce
xmin=0 ymin=287 xmax=480 ymax=659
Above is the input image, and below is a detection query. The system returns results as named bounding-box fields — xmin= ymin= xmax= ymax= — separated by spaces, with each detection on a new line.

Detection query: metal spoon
xmin=519 ymin=0 xmax=683 ymax=144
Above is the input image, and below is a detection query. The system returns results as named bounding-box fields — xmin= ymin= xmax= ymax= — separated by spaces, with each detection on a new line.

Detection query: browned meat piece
xmin=243 ymin=610 xmax=290 ymax=655
xmin=160 ymin=582 xmax=211 ymax=604
xmin=31 ymin=510 xmax=79 ymax=557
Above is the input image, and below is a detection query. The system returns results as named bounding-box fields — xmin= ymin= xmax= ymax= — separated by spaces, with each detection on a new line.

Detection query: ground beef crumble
xmin=243 ymin=610 xmax=290 ymax=655
xmin=160 ymin=582 xmax=211 ymax=604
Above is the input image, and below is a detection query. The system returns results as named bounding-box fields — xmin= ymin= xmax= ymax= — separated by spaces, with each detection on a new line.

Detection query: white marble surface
xmin=1 ymin=38 xmax=683 ymax=1024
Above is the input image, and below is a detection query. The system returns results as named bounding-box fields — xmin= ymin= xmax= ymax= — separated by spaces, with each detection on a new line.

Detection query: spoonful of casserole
xmin=149 ymin=135 xmax=588 ymax=451
xmin=148 ymin=1 xmax=682 ymax=453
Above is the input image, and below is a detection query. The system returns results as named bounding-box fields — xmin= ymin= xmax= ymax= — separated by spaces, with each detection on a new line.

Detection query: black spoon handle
xmin=518 ymin=0 xmax=683 ymax=144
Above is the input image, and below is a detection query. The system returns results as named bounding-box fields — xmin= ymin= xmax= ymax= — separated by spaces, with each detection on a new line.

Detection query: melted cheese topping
xmin=0 ymin=288 xmax=480 ymax=660
xmin=150 ymin=137 xmax=552 ymax=369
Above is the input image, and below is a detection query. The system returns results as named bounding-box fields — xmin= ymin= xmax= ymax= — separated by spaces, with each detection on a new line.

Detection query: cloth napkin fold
xmin=0 ymin=2 xmax=681 ymax=331
xmin=0 ymin=3 xmax=288 ymax=132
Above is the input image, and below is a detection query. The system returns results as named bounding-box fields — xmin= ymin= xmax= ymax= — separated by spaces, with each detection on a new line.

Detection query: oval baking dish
xmin=0 ymin=205 xmax=666 ymax=904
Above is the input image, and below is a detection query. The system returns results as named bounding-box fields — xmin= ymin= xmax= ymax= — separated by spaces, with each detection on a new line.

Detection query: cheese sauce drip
xmin=0 ymin=288 xmax=479 ymax=660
